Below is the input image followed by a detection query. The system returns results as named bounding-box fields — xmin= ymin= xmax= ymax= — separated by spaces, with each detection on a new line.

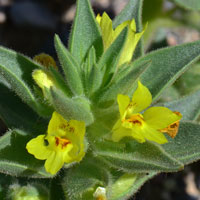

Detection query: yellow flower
xmin=26 ymin=112 xmax=86 ymax=175
xmin=96 ymin=12 xmax=145 ymax=66
xmin=112 ymin=81 xmax=182 ymax=144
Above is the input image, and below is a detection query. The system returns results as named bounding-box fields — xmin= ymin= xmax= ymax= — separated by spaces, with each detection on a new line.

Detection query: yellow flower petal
xmin=117 ymin=94 xmax=130 ymax=119
xmin=26 ymin=111 xmax=86 ymax=175
xmin=143 ymin=107 xmax=182 ymax=130
xmin=99 ymin=12 xmax=114 ymax=50
xmin=141 ymin=124 xmax=168 ymax=144
xmin=45 ymin=152 xmax=64 ymax=175
xmin=131 ymin=81 xmax=152 ymax=113
xmin=47 ymin=112 xmax=86 ymax=162
xmin=26 ymin=135 xmax=52 ymax=160
xmin=97 ymin=12 xmax=145 ymax=66
xmin=96 ymin=13 xmax=102 ymax=25
xmin=112 ymin=119 xmax=145 ymax=143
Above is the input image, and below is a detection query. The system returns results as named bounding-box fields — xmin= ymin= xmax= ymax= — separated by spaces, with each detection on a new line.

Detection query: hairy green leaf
xmin=50 ymin=88 xmax=94 ymax=125
xmin=164 ymin=122 xmax=200 ymax=165
xmin=163 ymin=90 xmax=200 ymax=121
xmin=0 ymin=47 xmax=51 ymax=117
xmin=54 ymin=35 xmax=83 ymax=96
xmin=69 ymin=0 xmax=103 ymax=63
xmin=172 ymin=0 xmax=200 ymax=10
xmin=96 ymin=60 xmax=150 ymax=106
xmin=109 ymin=172 xmax=156 ymax=200
xmin=0 ymin=129 xmax=53 ymax=178
xmin=94 ymin=140 xmax=183 ymax=173
xmin=134 ymin=40 xmax=200 ymax=101
xmin=0 ymin=83 xmax=47 ymax=133
xmin=62 ymin=156 xmax=111 ymax=200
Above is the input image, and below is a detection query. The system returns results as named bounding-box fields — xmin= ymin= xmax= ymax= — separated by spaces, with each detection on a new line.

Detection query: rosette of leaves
xmin=0 ymin=0 xmax=200 ymax=199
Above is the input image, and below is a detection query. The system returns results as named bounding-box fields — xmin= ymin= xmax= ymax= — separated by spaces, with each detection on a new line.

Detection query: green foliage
xmin=0 ymin=83 xmax=47 ymax=133
xmin=134 ymin=40 xmax=200 ymax=101
xmin=0 ymin=129 xmax=53 ymax=178
xmin=50 ymin=87 xmax=94 ymax=125
xmin=93 ymin=140 xmax=183 ymax=173
xmin=62 ymin=156 xmax=111 ymax=200
xmin=164 ymin=122 xmax=200 ymax=164
xmin=163 ymin=90 xmax=200 ymax=121
xmin=172 ymin=0 xmax=200 ymax=10
xmin=69 ymin=0 xmax=103 ymax=63
xmin=54 ymin=35 xmax=84 ymax=96
xmin=0 ymin=0 xmax=200 ymax=199
xmin=0 ymin=47 xmax=52 ymax=117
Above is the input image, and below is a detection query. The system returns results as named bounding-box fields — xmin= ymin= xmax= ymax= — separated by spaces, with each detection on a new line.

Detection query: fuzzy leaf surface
xmin=0 ymin=83 xmax=47 ymax=133
xmin=109 ymin=172 xmax=156 ymax=200
xmin=0 ymin=47 xmax=50 ymax=116
xmin=54 ymin=35 xmax=83 ymax=96
xmin=172 ymin=0 xmax=200 ymax=10
xmin=164 ymin=122 xmax=200 ymax=165
xmin=50 ymin=88 xmax=94 ymax=125
xmin=0 ymin=129 xmax=53 ymax=178
xmin=96 ymin=60 xmax=150 ymax=106
xmin=134 ymin=40 xmax=200 ymax=101
xmin=94 ymin=140 xmax=183 ymax=173
xmin=163 ymin=90 xmax=200 ymax=121
xmin=69 ymin=0 xmax=103 ymax=63
xmin=62 ymin=157 xmax=111 ymax=200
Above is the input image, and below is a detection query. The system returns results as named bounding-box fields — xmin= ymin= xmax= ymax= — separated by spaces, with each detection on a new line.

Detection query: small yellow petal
xmin=26 ymin=135 xmax=52 ymax=160
xmin=32 ymin=69 xmax=54 ymax=90
xmin=141 ymin=124 xmax=168 ymax=144
xmin=99 ymin=12 xmax=114 ymax=50
xmin=96 ymin=13 xmax=102 ymax=25
xmin=143 ymin=107 xmax=182 ymax=130
xmin=45 ymin=152 xmax=64 ymax=175
xmin=113 ymin=20 xmax=130 ymax=40
xmin=117 ymin=94 xmax=130 ymax=119
xmin=112 ymin=119 xmax=145 ymax=143
xmin=131 ymin=81 xmax=152 ymax=113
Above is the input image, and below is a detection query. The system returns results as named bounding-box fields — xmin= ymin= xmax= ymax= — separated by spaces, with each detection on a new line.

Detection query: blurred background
xmin=0 ymin=0 xmax=200 ymax=199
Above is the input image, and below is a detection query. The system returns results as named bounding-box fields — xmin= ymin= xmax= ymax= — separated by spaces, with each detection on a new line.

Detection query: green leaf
xmin=0 ymin=83 xmax=47 ymax=133
xmin=82 ymin=47 xmax=103 ymax=96
xmin=95 ymin=60 xmax=150 ymax=107
xmin=62 ymin=156 xmax=111 ymax=200
xmin=93 ymin=140 xmax=183 ymax=173
xmin=172 ymin=0 xmax=200 ymax=10
xmin=135 ymin=40 xmax=200 ymax=101
xmin=113 ymin=0 xmax=144 ymax=59
xmin=97 ymin=28 xmax=128 ymax=86
xmin=86 ymin=64 xmax=103 ymax=97
xmin=69 ymin=0 xmax=103 ymax=63
xmin=54 ymin=35 xmax=84 ymax=96
xmin=0 ymin=47 xmax=51 ymax=117
xmin=50 ymin=87 xmax=94 ymax=125
xmin=49 ymin=67 xmax=72 ymax=97
xmin=50 ymin=176 xmax=65 ymax=200
xmin=163 ymin=122 xmax=200 ymax=165
xmin=163 ymin=90 xmax=200 ymax=121
xmin=0 ymin=129 xmax=53 ymax=178
xmin=109 ymin=172 xmax=156 ymax=200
